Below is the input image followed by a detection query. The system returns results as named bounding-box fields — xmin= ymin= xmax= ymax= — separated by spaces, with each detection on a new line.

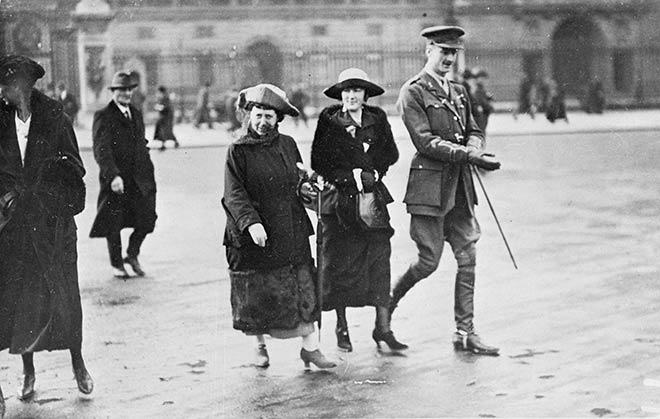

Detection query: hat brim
xmin=430 ymin=42 xmax=464 ymax=50
xmin=323 ymin=78 xmax=385 ymax=100
xmin=108 ymin=83 xmax=138 ymax=90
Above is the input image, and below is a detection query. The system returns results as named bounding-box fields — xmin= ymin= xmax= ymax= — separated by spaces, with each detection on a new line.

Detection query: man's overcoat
xmin=0 ymin=89 xmax=86 ymax=354
xmin=397 ymin=71 xmax=485 ymax=216
xmin=89 ymin=101 xmax=157 ymax=237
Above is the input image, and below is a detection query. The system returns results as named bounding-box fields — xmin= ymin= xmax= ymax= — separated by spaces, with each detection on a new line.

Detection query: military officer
xmin=391 ymin=26 xmax=501 ymax=355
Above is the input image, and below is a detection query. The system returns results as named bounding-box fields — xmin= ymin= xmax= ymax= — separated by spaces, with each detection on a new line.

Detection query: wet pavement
xmin=2 ymin=113 xmax=660 ymax=418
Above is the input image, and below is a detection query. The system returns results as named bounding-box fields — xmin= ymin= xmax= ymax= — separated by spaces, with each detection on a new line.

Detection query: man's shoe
xmin=124 ymin=256 xmax=145 ymax=277
xmin=453 ymin=331 xmax=499 ymax=356
xmin=73 ymin=366 xmax=94 ymax=395
xmin=112 ymin=265 xmax=130 ymax=279
xmin=17 ymin=373 xmax=35 ymax=401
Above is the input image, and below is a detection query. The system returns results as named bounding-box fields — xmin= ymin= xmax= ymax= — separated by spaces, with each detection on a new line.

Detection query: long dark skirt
xmin=320 ymin=215 xmax=392 ymax=310
xmin=230 ymin=263 xmax=317 ymax=337
xmin=0 ymin=218 xmax=82 ymax=354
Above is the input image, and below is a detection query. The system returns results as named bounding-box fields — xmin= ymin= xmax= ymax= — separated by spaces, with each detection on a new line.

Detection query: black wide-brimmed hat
xmin=0 ymin=55 xmax=45 ymax=86
xmin=421 ymin=25 xmax=465 ymax=50
xmin=237 ymin=83 xmax=299 ymax=117
xmin=108 ymin=71 xmax=138 ymax=90
xmin=323 ymin=68 xmax=384 ymax=100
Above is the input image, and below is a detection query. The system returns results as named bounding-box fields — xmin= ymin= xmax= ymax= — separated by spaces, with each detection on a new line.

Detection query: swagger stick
xmin=314 ymin=177 xmax=325 ymax=340
xmin=471 ymin=166 xmax=518 ymax=270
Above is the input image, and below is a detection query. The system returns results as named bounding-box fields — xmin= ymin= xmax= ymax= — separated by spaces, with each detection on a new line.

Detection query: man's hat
xmin=108 ymin=71 xmax=138 ymax=90
xmin=462 ymin=68 xmax=474 ymax=80
xmin=473 ymin=67 xmax=489 ymax=78
xmin=237 ymin=83 xmax=299 ymax=117
xmin=0 ymin=55 xmax=45 ymax=86
xmin=323 ymin=68 xmax=384 ymax=100
xmin=421 ymin=25 xmax=465 ymax=50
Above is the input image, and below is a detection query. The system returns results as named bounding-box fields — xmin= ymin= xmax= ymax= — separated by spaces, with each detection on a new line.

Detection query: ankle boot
xmin=255 ymin=343 xmax=270 ymax=368
xmin=372 ymin=329 xmax=409 ymax=351
xmin=300 ymin=348 xmax=336 ymax=369
xmin=335 ymin=326 xmax=353 ymax=352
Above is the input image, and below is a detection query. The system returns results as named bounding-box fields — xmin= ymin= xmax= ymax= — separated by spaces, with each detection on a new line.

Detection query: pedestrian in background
xmin=311 ymin=68 xmax=406 ymax=353
xmin=585 ymin=78 xmax=605 ymax=114
xmin=153 ymin=85 xmax=180 ymax=150
xmin=513 ymin=73 xmax=536 ymax=120
xmin=545 ymin=78 xmax=568 ymax=123
xmin=223 ymin=83 xmax=336 ymax=370
xmin=128 ymin=71 xmax=146 ymax=115
xmin=0 ymin=55 xmax=93 ymax=411
xmin=89 ymin=71 xmax=158 ymax=279
xmin=461 ymin=68 xmax=485 ymax=131
xmin=473 ymin=68 xmax=495 ymax=133
xmin=57 ymin=82 xmax=79 ymax=126
xmin=193 ymin=82 xmax=214 ymax=129
xmin=289 ymin=83 xmax=311 ymax=127
xmin=224 ymin=87 xmax=241 ymax=132
xmin=393 ymin=26 xmax=501 ymax=356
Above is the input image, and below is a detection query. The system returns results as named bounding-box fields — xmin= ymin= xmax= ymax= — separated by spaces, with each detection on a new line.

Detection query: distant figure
xmin=193 ymin=82 xmax=213 ymax=129
xmin=57 ymin=82 xmax=79 ymax=126
xmin=224 ymin=87 xmax=241 ymax=132
xmin=461 ymin=68 xmax=485 ymax=131
xmin=128 ymin=71 xmax=146 ymax=114
xmin=545 ymin=79 xmax=568 ymax=123
xmin=153 ymin=86 xmax=180 ymax=150
xmin=585 ymin=79 xmax=605 ymax=114
xmin=513 ymin=74 xmax=536 ymax=120
xmin=289 ymin=84 xmax=311 ymax=127
xmin=473 ymin=68 xmax=494 ymax=132
xmin=536 ymin=77 xmax=551 ymax=114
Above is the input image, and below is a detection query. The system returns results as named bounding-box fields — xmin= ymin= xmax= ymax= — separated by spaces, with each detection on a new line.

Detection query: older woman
xmin=0 ymin=55 xmax=93 ymax=408
xmin=311 ymin=68 xmax=406 ymax=352
xmin=223 ymin=84 xmax=335 ymax=370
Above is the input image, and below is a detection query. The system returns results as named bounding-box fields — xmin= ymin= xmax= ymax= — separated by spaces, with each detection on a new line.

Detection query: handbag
xmin=356 ymin=190 xmax=390 ymax=230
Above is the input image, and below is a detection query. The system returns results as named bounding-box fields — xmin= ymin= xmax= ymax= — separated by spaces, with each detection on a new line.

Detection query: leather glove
xmin=298 ymin=181 xmax=318 ymax=203
xmin=360 ymin=171 xmax=377 ymax=192
xmin=248 ymin=223 xmax=268 ymax=247
xmin=467 ymin=149 xmax=501 ymax=171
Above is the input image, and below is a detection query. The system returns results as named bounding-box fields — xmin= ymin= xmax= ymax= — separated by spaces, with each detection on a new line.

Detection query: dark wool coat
xmin=154 ymin=95 xmax=176 ymax=141
xmin=397 ymin=71 xmax=485 ymax=217
xmin=223 ymin=129 xmax=316 ymax=333
xmin=0 ymin=89 xmax=86 ymax=354
xmin=311 ymin=104 xmax=399 ymax=309
xmin=89 ymin=101 xmax=157 ymax=237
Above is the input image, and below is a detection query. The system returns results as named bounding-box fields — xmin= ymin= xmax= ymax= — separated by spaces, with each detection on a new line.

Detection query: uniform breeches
xmin=403 ymin=206 xmax=481 ymax=332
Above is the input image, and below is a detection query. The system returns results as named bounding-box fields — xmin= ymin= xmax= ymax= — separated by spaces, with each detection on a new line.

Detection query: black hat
xmin=323 ymin=68 xmax=384 ymax=100
xmin=421 ymin=25 xmax=465 ymax=50
xmin=462 ymin=68 xmax=474 ymax=80
xmin=108 ymin=71 xmax=138 ymax=90
xmin=0 ymin=55 xmax=45 ymax=86
xmin=238 ymin=83 xmax=299 ymax=117
xmin=473 ymin=67 xmax=489 ymax=78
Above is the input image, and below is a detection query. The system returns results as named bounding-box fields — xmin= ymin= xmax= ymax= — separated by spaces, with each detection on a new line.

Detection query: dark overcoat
xmin=154 ymin=95 xmax=176 ymax=141
xmin=223 ymin=129 xmax=316 ymax=333
xmin=89 ymin=101 xmax=157 ymax=237
xmin=311 ymin=104 xmax=399 ymax=309
xmin=0 ymin=89 xmax=86 ymax=354
xmin=397 ymin=71 xmax=485 ymax=217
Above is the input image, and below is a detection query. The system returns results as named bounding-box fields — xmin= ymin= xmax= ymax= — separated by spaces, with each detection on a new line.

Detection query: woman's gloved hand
xmin=248 ymin=223 xmax=268 ymax=247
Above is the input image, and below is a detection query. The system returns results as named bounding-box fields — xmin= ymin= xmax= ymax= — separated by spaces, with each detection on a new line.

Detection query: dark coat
xmin=311 ymin=104 xmax=399 ymax=309
xmin=0 ymin=89 xmax=86 ymax=354
xmin=223 ymin=130 xmax=313 ymax=271
xmin=397 ymin=71 xmax=485 ymax=217
xmin=89 ymin=101 xmax=157 ymax=237
xmin=154 ymin=95 xmax=176 ymax=141
xmin=223 ymin=129 xmax=316 ymax=333
xmin=59 ymin=91 xmax=79 ymax=121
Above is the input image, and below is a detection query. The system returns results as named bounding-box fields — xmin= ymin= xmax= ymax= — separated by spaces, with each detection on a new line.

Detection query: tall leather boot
xmin=389 ymin=270 xmax=419 ymax=318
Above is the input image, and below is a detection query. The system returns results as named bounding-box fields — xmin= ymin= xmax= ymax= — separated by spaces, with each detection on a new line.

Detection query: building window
xmin=366 ymin=23 xmax=383 ymax=37
xmin=612 ymin=50 xmax=632 ymax=92
xmin=312 ymin=25 xmax=327 ymax=37
xmin=137 ymin=27 xmax=155 ymax=40
xmin=194 ymin=26 xmax=215 ymax=39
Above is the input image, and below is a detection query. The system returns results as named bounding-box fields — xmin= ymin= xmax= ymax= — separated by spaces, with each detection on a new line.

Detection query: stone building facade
xmin=2 ymin=0 xmax=659 ymax=113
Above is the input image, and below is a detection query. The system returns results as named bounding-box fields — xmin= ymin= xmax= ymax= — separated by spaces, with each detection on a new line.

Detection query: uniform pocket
xmin=403 ymin=168 xmax=443 ymax=207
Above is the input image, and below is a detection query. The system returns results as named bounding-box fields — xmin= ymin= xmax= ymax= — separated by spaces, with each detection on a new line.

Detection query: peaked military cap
xmin=0 ymin=55 xmax=45 ymax=86
xmin=238 ymin=83 xmax=299 ymax=117
xmin=421 ymin=25 xmax=465 ymax=50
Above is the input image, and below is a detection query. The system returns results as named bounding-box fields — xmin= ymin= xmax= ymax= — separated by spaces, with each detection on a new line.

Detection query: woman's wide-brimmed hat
xmin=237 ymin=83 xmax=299 ymax=117
xmin=323 ymin=68 xmax=384 ymax=100
xmin=108 ymin=71 xmax=138 ymax=90
xmin=0 ymin=55 xmax=45 ymax=86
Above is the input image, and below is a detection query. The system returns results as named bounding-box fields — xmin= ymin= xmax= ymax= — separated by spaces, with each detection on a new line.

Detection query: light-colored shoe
xmin=255 ymin=344 xmax=269 ymax=368
xmin=300 ymin=348 xmax=336 ymax=370
xmin=17 ymin=373 xmax=35 ymax=401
